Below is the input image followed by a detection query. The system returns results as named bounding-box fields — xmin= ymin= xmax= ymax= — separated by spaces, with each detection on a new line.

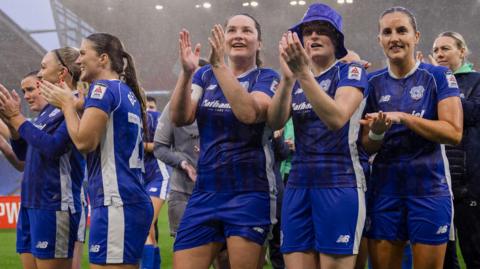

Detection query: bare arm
xmin=0 ymin=136 xmax=24 ymax=171
xmin=170 ymin=30 xmax=201 ymax=126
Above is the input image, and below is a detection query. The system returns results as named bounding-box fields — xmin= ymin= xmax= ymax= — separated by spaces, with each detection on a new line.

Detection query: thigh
xmin=354 ymin=237 xmax=368 ymax=269
xmin=29 ymin=209 xmax=79 ymax=259
xmin=35 ymin=258 xmax=72 ymax=269
xmin=284 ymin=251 xmax=319 ymax=269
xmin=368 ymin=239 xmax=406 ymax=269
xmin=226 ymin=236 xmax=263 ymax=269
xmin=406 ymin=196 xmax=452 ymax=245
xmin=174 ymin=242 xmax=224 ymax=269
xmin=89 ymin=203 xmax=153 ymax=265
xmin=365 ymin=196 xmax=407 ymax=242
xmin=168 ymin=191 xmax=190 ymax=237
xmin=20 ymin=253 xmax=37 ymax=269
xmin=312 ymin=188 xmax=365 ymax=255
xmin=319 ymin=253 xmax=357 ymax=269
xmin=411 ymin=243 xmax=447 ymax=269
xmin=281 ymin=188 xmax=314 ymax=253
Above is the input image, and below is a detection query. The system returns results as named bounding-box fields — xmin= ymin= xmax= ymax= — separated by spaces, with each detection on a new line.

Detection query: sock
xmin=154 ymin=246 xmax=161 ymax=269
xmin=141 ymin=245 xmax=155 ymax=269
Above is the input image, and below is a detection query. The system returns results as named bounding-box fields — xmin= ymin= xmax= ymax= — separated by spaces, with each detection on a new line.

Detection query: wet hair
xmin=85 ymin=33 xmax=146 ymax=131
xmin=225 ymin=13 xmax=263 ymax=67
xmin=146 ymin=96 xmax=156 ymax=104
xmin=379 ymin=6 xmax=418 ymax=32
xmin=437 ymin=31 xmax=470 ymax=60
xmin=52 ymin=47 xmax=81 ymax=87
xmin=24 ymin=70 xmax=40 ymax=79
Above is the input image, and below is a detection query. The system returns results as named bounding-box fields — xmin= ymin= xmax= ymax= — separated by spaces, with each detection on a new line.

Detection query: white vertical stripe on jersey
xmin=348 ymin=98 xmax=367 ymax=253
xmin=54 ymin=211 xmax=70 ymax=258
xmin=106 ymin=205 xmax=125 ymax=263
xmin=261 ymin=126 xmax=277 ymax=226
xmin=158 ymin=160 xmax=170 ymax=200
xmin=101 ymin=114 xmax=122 ymax=206
xmin=59 ymin=151 xmax=75 ymax=213
xmin=440 ymin=144 xmax=456 ymax=241
xmin=77 ymin=205 xmax=87 ymax=242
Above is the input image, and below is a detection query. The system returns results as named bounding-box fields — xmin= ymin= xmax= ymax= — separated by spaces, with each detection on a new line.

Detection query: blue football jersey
xmin=14 ymin=104 xmax=84 ymax=213
xmin=143 ymin=110 xmax=169 ymax=184
xmin=366 ymin=62 xmax=460 ymax=197
xmin=84 ymin=80 xmax=150 ymax=207
xmin=192 ymin=65 xmax=280 ymax=192
xmin=288 ymin=61 xmax=369 ymax=189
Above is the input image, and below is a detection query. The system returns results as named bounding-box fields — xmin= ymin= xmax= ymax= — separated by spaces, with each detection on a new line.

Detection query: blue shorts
xmin=77 ymin=205 xmax=89 ymax=243
xmin=173 ymin=191 xmax=275 ymax=251
xmin=281 ymin=187 xmax=365 ymax=255
xmin=365 ymin=195 xmax=454 ymax=245
xmin=16 ymin=207 xmax=80 ymax=259
xmin=88 ymin=202 xmax=153 ymax=264
xmin=145 ymin=176 xmax=169 ymax=200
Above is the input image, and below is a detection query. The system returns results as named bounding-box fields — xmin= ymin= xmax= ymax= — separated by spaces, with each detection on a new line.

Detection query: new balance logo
xmin=90 ymin=245 xmax=101 ymax=253
xmin=36 ymin=241 xmax=49 ymax=249
xmin=336 ymin=235 xmax=350 ymax=243
xmin=252 ymin=227 xmax=265 ymax=234
xmin=149 ymin=187 xmax=158 ymax=192
xmin=436 ymin=225 xmax=448 ymax=235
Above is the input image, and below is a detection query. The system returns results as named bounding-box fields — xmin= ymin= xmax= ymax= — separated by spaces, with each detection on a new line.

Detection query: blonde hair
xmin=438 ymin=31 xmax=470 ymax=61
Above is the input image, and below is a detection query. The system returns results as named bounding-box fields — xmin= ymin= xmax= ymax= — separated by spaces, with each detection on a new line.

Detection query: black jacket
xmin=445 ymin=71 xmax=480 ymax=200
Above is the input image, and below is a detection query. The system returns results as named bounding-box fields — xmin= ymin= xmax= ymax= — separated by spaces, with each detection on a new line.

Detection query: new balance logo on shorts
xmin=336 ymin=235 xmax=350 ymax=244
xmin=90 ymin=245 xmax=101 ymax=253
xmin=36 ymin=241 xmax=49 ymax=249
xmin=436 ymin=225 xmax=448 ymax=235
xmin=252 ymin=227 xmax=265 ymax=234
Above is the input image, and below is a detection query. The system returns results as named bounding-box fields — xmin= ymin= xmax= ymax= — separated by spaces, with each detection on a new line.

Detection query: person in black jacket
xmin=432 ymin=31 xmax=480 ymax=269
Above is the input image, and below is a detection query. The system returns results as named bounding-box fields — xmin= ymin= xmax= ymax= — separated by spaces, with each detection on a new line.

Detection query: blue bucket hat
xmin=289 ymin=3 xmax=348 ymax=59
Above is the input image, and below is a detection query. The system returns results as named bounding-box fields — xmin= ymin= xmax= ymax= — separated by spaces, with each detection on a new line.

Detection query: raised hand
xmin=208 ymin=24 xmax=226 ymax=68
xmin=179 ymin=29 xmax=201 ymax=74
xmin=282 ymin=31 xmax=310 ymax=76
xmin=279 ymin=33 xmax=295 ymax=81
xmin=0 ymin=84 xmax=21 ymax=119
xmin=39 ymin=80 xmax=74 ymax=110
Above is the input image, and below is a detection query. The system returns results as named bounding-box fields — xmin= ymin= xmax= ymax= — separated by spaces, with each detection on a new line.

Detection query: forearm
xmin=0 ymin=139 xmax=24 ymax=171
xmin=268 ymin=78 xmax=293 ymax=130
xmin=360 ymin=126 xmax=383 ymax=154
xmin=153 ymin=142 xmax=185 ymax=168
xmin=62 ymin=104 xmax=92 ymax=153
xmin=170 ymin=71 xmax=196 ymax=126
xmin=17 ymin=121 xmax=69 ymax=156
xmin=402 ymin=114 xmax=462 ymax=145
xmin=298 ymin=73 xmax=348 ymax=130
xmin=212 ymin=65 xmax=263 ymax=124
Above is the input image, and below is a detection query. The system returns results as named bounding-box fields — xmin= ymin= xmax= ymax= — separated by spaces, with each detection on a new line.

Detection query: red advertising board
xmin=0 ymin=196 xmax=20 ymax=229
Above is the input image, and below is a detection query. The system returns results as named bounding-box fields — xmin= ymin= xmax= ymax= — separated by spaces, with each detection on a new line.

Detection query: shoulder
xmin=257 ymin=67 xmax=280 ymax=78
xmin=418 ymin=63 xmax=449 ymax=78
xmin=367 ymin=67 xmax=388 ymax=81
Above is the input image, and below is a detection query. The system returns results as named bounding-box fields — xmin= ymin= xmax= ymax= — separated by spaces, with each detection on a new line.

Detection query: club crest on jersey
xmin=348 ymin=66 xmax=362 ymax=81
xmin=446 ymin=72 xmax=459 ymax=88
xmin=409 ymin=86 xmax=425 ymax=100
xmin=319 ymin=79 xmax=331 ymax=91
xmin=240 ymin=81 xmax=249 ymax=90
xmin=90 ymin=84 xmax=107 ymax=99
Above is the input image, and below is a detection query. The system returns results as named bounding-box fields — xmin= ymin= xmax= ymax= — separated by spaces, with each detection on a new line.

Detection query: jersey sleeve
xmin=252 ymin=69 xmax=280 ymax=98
xmin=84 ymin=81 xmax=118 ymax=115
xmin=18 ymin=120 xmax=72 ymax=157
xmin=192 ymin=65 xmax=210 ymax=89
xmin=432 ymin=67 xmax=460 ymax=102
xmin=337 ymin=63 xmax=368 ymax=95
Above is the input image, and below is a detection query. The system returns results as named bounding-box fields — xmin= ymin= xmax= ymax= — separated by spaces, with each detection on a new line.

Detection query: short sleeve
xmin=84 ymin=81 xmax=117 ymax=114
xmin=337 ymin=63 xmax=368 ymax=95
xmin=432 ymin=67 xmax=460 ymax=102
xmin=252 ymin=68 xmax=280 ymax=98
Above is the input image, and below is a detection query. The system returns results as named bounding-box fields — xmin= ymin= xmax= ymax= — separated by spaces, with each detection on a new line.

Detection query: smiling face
xmin=378 ymin=11 xmax=419 ymax=65
xmin=224 ymin=15 xmax=261 ymax=64
xmin=21 ymin=76 xmax=48 ymax=112
xmin=433 ymin=36 xmax=465 ymax=72
xmin=76 ymin=39 xmax=103 ymax=83
xmin=301 ymin=21 xmax=337 ymax=64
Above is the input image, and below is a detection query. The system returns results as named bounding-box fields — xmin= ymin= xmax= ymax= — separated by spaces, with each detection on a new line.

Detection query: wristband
xmin=368 ymin=130 xmax=385 ymax=141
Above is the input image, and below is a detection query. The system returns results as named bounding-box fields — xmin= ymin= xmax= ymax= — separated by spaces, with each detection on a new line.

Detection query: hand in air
xmin=179 ymin=29 xmax=201 ymax=74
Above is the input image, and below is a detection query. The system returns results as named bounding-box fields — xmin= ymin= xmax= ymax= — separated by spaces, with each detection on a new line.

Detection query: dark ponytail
xmin=85 ymin=33 xmax=147 ymax=133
